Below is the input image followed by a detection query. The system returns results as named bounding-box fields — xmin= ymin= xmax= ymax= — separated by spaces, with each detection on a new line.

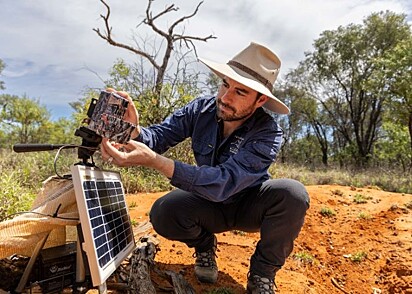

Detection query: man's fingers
xmin=122 ymin=141 xmax=137 ymax=152
xmin=101 ymin=139 xmax=117 ymax=156
xmin=116 ymin=91 xmax=130 ymax=99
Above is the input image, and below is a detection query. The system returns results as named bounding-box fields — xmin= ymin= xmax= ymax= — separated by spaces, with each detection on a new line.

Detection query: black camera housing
xmin=85 ymin=91 xmax=136 ymax=144
xmin=75 ymin=91 xmax=136 ymax=163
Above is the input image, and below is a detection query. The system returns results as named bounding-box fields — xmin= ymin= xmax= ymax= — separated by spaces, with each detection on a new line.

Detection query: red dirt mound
xmin=125 ymin=185 xmax=412 ymax=293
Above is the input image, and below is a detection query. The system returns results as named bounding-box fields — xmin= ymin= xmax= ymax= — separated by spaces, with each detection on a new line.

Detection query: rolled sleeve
xmin=170 ymin=161 xmax=196 ymax=192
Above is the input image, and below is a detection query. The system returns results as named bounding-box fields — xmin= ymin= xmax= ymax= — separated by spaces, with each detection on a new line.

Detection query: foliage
xmin=358 ymin=212 xmax=372 ymax=220
xmin=1 ymin=148 xmax=411 ymax=221
xmin=293 ymin=251 xmax=315 ymax=264
xmin=285 ymin=11 xmax=411 ymax=168
xmin=320 ymin=207 xmax=336 ymax=217
xmin=0 ymin=171 xmax=34 ymax=220
xmin=106 ymin=59 xmax=201 ymax=125
xmin=0 ymin=150 xmax=48 ymax=219
xmin=269 ymin=163 xmax=412 ymax=194
xmin=231 ymin=230 xmax=247 ymax=236
xmin=0 ymin=94 xmax=78 ymax=148
xmin=371 ymin=24 xmax=412 ymax=138
xmin=348 ymin=251 xmax=367 ymax=263
xmin=353 ymin=194 xmax=372 ymax=204
xmin=374 ymin=121 xmax=411 ymax=172
xmin=0 ymin=94 xmax=51 ymax=145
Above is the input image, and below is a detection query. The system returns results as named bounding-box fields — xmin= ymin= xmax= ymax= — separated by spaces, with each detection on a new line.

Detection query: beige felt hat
xmin=199 ymin=42 xmax=290 ymax=114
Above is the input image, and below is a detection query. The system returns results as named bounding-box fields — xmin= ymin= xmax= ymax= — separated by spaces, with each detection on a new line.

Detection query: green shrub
xmin=320 ymin=207 xmax=336 ymax=217
xmin=353 ymin=194 xmax=372 ymax=204
xmin=358 ymin=212 xmax=372 ymax=220
xmin=269 ymin=163 xmax=411 ymax=194
xmin=349 ymin=251 xmax=367 ymax=263
xmin=293 ymin=251 xmax=315 ymax=264
xmin=0 ymin=172 xmax=35 ymax=220
xmin=1 ymin=148 xmax=411 ymax=222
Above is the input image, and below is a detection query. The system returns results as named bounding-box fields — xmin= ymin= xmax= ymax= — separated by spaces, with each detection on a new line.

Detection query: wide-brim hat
xmin=199 ymin=42 xmax=290 ymax=114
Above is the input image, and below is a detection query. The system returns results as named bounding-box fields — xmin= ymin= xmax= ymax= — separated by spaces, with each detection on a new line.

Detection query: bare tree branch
xmin=169 ymin=1 xmax=203 ymax=33
xmin=93 ymin=0 xmax=160 ymax=70
xmin=143 ymin=0 xmax=172 ymax=39
xmin=94 ymin=0 xmax=216 ymax=99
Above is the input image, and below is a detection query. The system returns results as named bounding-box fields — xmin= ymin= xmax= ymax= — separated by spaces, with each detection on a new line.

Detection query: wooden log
xmin=165 ymin=270 xmax=196 ymax=294
xmin=127 ymin=235 xmax=158 ymax=294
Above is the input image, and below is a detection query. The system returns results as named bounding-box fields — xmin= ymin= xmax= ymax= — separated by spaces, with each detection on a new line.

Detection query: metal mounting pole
xmin=98 ymin=282 xmax=107 ymax=294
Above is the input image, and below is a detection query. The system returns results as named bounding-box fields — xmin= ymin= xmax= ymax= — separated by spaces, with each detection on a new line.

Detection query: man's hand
xmin=101 ymin=138 xmax=155 ymax=167
xmin=101 ymin=138 xmax=175 ymax=179
xmin=106 ymin=88 xmax=140 ymax=139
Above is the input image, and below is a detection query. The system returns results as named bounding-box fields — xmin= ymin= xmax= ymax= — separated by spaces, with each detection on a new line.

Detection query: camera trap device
xmin=85 ymin=91 xmax=136 ymax=144
xmin=75 ymin=91 xmax=136 ymax=163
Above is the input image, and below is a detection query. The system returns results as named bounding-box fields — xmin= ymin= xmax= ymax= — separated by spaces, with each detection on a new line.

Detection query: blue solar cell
xmin=71 ymin=165 xmax=135 ymax=286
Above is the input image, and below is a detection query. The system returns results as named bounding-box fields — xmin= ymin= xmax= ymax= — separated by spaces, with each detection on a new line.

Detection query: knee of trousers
xmin=149 ymin=196 xmax=190 ymax=239
xmin=268 ymin=178 xmax=310 ymax=218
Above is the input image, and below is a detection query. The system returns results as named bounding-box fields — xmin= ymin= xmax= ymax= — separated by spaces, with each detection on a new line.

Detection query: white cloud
xmin=0 ymin=0 xmax=410 ymax=119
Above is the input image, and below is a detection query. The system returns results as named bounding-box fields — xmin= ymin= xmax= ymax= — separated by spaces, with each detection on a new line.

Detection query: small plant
xmin=130 ymin=219 xmax=139 ymax=227
xmin=320 ymin=207 xmax=336 ymax=217
xmin=232 ymin=230 xmax=247 ymax=236
xmin=353 ymin=193 xmax=372 ymax=204
xmin=349 ymin=251 xmax=367 ymax=263
xmin=331 ymin=189 xmax=344 ymax=196
xmin=129 ymin=201 xmax=138 ymax=208
xmin=293 ymin=251 xmax=315 ymax=264
xmin=358 ymin=212 xmax=372 ymax=220
xmin=206 ymin=288 xmax=236 ymax=294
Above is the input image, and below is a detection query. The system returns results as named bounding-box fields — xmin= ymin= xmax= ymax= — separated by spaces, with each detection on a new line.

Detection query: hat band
xmin=227 ymin=60 xmax=273 ymax=92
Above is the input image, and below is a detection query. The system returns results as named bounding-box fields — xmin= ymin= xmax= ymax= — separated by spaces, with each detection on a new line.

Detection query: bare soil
xmin=126 ymin=185 xmax=412 ymax=294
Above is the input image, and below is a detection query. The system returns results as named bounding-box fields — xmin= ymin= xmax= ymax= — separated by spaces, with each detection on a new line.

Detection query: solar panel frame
xmin=71 ymin=165 xmax=135 ymax=286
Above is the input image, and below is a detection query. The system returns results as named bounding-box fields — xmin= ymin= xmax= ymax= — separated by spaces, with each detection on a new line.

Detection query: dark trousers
xmin=149 ymin=178 xmax=310 ymax=279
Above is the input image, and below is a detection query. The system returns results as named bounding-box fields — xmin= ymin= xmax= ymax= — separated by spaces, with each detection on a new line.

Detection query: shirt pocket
xmin=192 ymin=139 xmax=214 ymax=166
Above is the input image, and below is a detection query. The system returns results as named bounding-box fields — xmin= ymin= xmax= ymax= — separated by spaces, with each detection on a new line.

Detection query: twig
xmin=331 ymin=277 xmax=350 ymax=294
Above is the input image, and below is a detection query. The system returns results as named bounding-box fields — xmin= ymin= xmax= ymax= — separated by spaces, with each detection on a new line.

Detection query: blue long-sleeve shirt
xmin=135 ymin=96 xmax=283 ymax=203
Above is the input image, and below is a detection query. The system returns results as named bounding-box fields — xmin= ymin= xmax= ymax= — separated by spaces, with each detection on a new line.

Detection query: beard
xmin=216 ymin=98 xmax=256 ymax=122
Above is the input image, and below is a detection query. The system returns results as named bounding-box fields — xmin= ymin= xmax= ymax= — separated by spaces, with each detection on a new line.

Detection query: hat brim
xmin=199 ymin=58 xmax=290 ymax=114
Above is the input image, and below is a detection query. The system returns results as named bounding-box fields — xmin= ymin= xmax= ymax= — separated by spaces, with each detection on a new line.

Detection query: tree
xmin=105 ymin=58 xmax=202 ymax=125
xmin=376 ymin=36 xmax=412 ymax=163
xmin=375 ymin=121 xmax=411 ymax=172
xmin=94 ymin=0 xmax=216 ymax=124
xmin=0 ymin=94 xmax=51 ymax=145
xmin=287 ymin=11 xmax=411 ymax=168
xmin=48 ymin=117 xmax=78 ymax=144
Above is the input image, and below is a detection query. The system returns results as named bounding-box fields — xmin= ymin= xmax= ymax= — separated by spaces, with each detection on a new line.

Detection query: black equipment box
xmin=30 ymin=242 xmax=77 ymax=293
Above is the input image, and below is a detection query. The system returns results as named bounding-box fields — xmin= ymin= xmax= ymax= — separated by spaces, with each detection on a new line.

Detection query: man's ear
xmin=257 ymin=95 xmax=269 ymax=107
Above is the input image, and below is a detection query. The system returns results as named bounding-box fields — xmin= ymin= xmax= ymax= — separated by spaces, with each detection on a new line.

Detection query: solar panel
xmin=70 ymin=165 xmax=135 ymax=286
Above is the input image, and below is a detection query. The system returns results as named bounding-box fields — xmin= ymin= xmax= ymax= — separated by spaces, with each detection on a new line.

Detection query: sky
xmin=0 ymin=0 xmax=411 ymax=120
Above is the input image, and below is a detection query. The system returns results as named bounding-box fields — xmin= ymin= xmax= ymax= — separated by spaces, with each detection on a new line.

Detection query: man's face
xmin=216 ymin=77 xmax=266 ymax=122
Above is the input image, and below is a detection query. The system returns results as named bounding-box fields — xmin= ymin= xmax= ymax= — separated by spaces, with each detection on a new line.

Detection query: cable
xmin=53 ymin=144 xmax=99 ymax=179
